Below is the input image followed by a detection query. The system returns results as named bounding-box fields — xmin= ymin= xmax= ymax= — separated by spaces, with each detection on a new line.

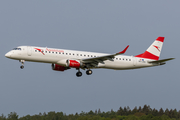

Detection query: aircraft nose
xmin=5 ymin=52 xmax=11 ymax=58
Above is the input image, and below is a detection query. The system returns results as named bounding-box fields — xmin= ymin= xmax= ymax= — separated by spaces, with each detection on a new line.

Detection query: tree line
xmin=1 ymin=105 xmax=180 ymax=120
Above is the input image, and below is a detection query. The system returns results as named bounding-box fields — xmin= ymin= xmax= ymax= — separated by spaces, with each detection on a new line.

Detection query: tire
xmin=76 ymin=71 xmax=82 ymax=77
xmin=86 ymin=70 xmax=92 ymax=75
xmin=20 ymin=65 xmax=24 ymax=69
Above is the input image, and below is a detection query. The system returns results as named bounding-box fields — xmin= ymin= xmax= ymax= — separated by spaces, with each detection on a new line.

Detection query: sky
xmin=0 ymin=0 xmax=179 ymax=117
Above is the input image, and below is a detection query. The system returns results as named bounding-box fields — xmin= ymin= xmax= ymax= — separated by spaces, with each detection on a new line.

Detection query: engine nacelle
xmin=52 ymin=64 xmax=67 ymax=71
xmin=66 ymin=60 xmax=82 ymax=68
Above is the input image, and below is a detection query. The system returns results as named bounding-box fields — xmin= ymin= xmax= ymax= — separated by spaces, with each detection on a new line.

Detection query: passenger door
xmin=27 ymin=46 xmax=32 ymax=56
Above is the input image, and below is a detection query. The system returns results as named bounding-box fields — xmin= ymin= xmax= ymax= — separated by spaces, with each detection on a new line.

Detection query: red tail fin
xmin=135 ymin=37 xmax=164 ymax=60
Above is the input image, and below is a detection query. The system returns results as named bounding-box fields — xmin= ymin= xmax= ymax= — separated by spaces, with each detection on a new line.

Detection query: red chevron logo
xmin=35 ymin=48 xmax=45 ymax=55
xmin=153 ymin=45 xmax=160 ymax=52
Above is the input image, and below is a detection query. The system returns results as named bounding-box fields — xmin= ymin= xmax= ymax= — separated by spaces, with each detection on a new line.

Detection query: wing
xmin=81 ymin=45 xmax=129 ymax=68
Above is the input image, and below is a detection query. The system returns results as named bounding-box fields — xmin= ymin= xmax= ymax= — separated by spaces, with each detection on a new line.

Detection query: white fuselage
xmin=5 ymin=46 xmax=157 ymax=70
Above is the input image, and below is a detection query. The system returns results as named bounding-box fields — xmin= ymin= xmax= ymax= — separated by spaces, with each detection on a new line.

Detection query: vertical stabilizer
xmin=135 ymin=37 xmax=164 ymax=60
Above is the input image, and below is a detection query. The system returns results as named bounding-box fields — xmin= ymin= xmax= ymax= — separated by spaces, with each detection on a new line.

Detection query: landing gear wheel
xmin=76 ymin=71 xmax=82 ymax=77
xmin=19 ymin=60 xmax=25 ymax=69
xmin=20 ymin=65 xmax=24 ymax=69
xmin=86 ymin=69 xmax=92 ymax=75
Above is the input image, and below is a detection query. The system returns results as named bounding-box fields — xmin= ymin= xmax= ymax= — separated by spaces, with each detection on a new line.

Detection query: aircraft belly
xmin=104 ymin=61 xmax=134 ymax=70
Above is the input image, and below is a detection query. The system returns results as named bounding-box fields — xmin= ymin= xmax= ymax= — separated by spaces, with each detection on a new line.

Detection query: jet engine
xmin=52 ymin=64 xmax=67 ymax=71
xmin=66 ymin=60 xmax=82 ymax=68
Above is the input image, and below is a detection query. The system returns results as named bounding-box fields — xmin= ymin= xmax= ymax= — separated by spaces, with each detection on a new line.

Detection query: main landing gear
xmin=76 ymin=69 xmax=93 ymax=77
xmin=86 ymin=69 xmax=93 ymax=75
xmin=76 ymin=71 xmax=82 ymax=77
xmin=19 ymin=60 xmax=25 ymax=69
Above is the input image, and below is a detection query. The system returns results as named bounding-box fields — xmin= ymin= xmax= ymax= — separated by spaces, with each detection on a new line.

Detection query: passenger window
xmin=119 ymin=58 xmax=121 ymax=60
xmin=80 ymin=54 xmax=82 ymax=56
xmin=66 ymin=53 xmax=68 ymax=55
xmin=77 ymin=54 xmax=78 ymax=56
xmin=69 ymin=53 xmax=71 ymax=55
xmin=49 ymin=51 xmax=51 ymax=53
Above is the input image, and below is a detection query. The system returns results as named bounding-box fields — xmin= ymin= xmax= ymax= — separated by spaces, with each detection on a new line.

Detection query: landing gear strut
xmin=19 ymin=60 xmax=25 ymax=69
xmin=76 ymin=69 xmax=82 ymax=77
xmin=86 ymin=69 xmax=92 ymax=75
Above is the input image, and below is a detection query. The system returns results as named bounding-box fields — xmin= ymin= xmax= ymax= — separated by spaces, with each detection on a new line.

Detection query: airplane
xmin=5 ymin=37 xmax=174 ymax=77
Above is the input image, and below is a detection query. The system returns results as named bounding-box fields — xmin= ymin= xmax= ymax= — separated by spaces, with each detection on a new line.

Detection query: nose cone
xmin=5 ymin=52 xmax=11 ymax=58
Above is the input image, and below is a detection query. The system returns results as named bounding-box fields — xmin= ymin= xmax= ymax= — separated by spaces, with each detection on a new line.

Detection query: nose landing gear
xmin=20 ymin=65 xmax=24 ymax=69
xmin=19 ymin=60 xmax=25 ymax=69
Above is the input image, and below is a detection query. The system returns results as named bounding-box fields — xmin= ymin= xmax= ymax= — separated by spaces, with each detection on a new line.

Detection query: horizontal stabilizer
xmin=148 ymin=58 xmax=175 ymax=64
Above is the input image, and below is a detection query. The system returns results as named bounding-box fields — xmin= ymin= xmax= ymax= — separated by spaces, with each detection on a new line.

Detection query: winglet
xmin=119 ymin=45 xmax=129 ymax=54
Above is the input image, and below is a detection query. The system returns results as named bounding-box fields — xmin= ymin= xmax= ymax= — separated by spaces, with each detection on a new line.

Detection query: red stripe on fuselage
xmin=35 ymin=48 xmax=45 ymax=55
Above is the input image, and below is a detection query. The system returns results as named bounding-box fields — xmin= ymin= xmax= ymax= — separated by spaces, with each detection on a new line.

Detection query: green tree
xmin=98 ymin=109 xmax=101 ymax=114
xmin=125 ymin=115 xmax=139 ymax=120
xmin=168 ymin=109 xmax=173 ymax=118
xmin=158 ymin=108 xmax=164 ymax=116
xmin=117 ymin=107 xmax=124 ymax=116
xmin=152 ymin=108 xmax=158 ymax=116
xmin=127 ymin=106 xmax=131 ymax=115
xmin=95 ymin=109 xmax=97 ymax=115
xmin=172 ymin=109 xmax=177 ymax=119
xmin=132 ymin=107 xmax=138 ymax=115
xmin=116 ymin=115 xmax=127 ymax=120
xmin=164 ymin=108 xmax=169 ymax=117
xmin=138 ymin=106 xmax=142 ymax=113
xmin=123 ymin=107 xmax=127 ymax=116
xmin=7 ymin=112 xmax=18 ymax=120
xmin=161 ymin=114 xmax=171 ymax=120
xmin=142 ymin=105 xmax=149 ymax=115
xmin=134 ymin=112 xmax=145 ymax=117
xmin=0 ymin=114 xmax=6 ymax=120
xmin=88 ymin=110 xmax=95 ymax=116
xmin=177 ymin=110 xmax=180 ymax=119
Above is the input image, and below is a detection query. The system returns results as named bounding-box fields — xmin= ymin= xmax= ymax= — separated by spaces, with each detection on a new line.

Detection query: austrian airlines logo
xmin=35 ymin=48 xmax=45 ymax=55
xmin=153 ymin=45 xmax=160 ymax=52
xmin=34 ymin=48 xmax=64 ymax=55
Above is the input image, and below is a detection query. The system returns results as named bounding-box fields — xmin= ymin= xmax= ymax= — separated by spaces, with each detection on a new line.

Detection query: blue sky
xmin=1 ymin=0 xmax=179 ymax=117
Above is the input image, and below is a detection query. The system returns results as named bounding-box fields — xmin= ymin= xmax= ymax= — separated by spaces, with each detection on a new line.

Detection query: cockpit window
xmin=13 ymin=48 xmax=21 ymax=50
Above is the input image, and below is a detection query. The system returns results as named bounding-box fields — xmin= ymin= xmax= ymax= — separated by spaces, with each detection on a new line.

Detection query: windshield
xmin=13 ymin=48 xmax=21 ymax=50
